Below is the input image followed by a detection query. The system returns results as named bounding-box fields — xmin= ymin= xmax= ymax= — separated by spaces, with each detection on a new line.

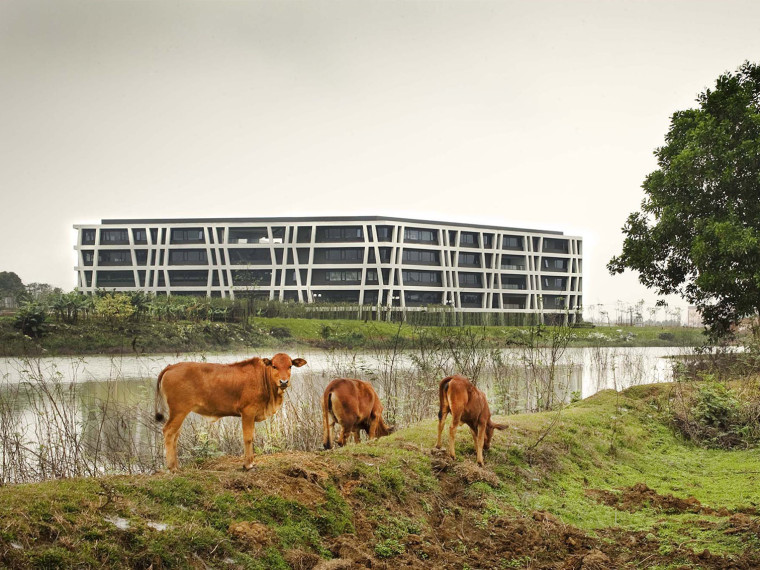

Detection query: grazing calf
xmin=322 ymin=378 xmax=391 ymax=449
xmin=435 ymin=375 xmax=507 ymax=466
xmin=155 ymin=353 xmax=306 ymax=471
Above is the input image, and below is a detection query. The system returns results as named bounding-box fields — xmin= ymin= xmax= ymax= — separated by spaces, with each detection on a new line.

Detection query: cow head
xmin=263 ymin=353 xmax=307 ymax=390
xmin=484 ymin=420 xmax=508 ymax=450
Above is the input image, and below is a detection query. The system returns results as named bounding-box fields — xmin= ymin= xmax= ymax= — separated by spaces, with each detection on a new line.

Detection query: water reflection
xmin=0 ymin=346 xmax=686 ymax=483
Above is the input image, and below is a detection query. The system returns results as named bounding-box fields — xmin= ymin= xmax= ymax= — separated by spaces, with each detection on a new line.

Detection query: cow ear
xmin=292 ymin=358 xmax=307 ymax=367
xmin=262 ymin=358 xmax=272 ymax=366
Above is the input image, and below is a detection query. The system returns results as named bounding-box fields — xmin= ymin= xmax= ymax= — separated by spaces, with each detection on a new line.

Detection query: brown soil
xmin=204 ymin=455 xmax=760 ymax=569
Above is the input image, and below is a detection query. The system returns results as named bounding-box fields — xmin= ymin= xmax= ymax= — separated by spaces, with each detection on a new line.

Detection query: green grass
xmin=1 ymin=312 xmax=707 ymax=356
xmin=1 ymin=383 xmax=758 ymax=568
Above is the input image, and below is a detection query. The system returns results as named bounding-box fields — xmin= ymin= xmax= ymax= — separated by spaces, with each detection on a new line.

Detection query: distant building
xmin=74 ymin=216 xmax=582 ymax=321
xmin=687 ymin=306 xmax=703 ymax=327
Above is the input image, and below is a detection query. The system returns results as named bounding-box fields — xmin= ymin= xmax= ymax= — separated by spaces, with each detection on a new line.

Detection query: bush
xmin=671 ymin=378 xmax=760 ymax=448
xmin=13 ymin=302 xmax=48 ymax=338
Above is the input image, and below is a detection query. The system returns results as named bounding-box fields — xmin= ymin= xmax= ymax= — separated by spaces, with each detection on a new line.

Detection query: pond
xmin=0 ymin=345 xmax=689 ymax=483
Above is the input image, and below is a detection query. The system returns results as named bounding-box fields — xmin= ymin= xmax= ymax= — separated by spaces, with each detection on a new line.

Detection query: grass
xmin=0 ymin=312 xmax=707 ymax=357
xmin=2 ymin=382 xmax=759 ymax=568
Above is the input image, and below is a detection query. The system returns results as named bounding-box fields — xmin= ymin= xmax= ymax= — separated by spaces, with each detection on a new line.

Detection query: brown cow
xmin=322 ymin=378 xmax=391 ymax=449
xmin=154 ymin=353 xmax=306 ymax=471
xmin=435 ymin=375 xmax=507 ymax=466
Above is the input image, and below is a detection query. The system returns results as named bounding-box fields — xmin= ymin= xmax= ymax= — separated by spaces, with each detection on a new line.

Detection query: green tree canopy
xmin=608 ymin=61 xmax=760 ymax=337
xmin=0 ymin=271 xmax=25 ymax=300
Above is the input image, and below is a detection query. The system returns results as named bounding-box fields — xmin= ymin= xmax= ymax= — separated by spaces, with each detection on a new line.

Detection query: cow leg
xmin=241 ymin=411 xmax=256 ymax=470
xmin=162 ymin=409 xmax=189 ymax=472
xmin=353 ymin=429 xmax=361 ymax=444
xmin=436 ymin=406 xmax=449 ymax=449
xmin=475 ymin=423 xmax=487 ymax=466
xmin=368 ymin=417 xmax=378 ymax=440
xmin=338 ymin=420 xmax=354 ymax=447
xmin=447 ymin=413 xmax=461 ymax=460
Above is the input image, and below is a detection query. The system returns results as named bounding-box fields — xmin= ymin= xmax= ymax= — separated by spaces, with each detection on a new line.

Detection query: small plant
xmin=374 ymin=538 xmax=404 ymax=558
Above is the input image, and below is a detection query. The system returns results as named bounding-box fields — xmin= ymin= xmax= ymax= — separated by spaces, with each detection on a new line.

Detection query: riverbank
xmin=0 ymin=315 xmax=707 ymax=357
xmin=1 ymin=383 xmax=759 ymax=568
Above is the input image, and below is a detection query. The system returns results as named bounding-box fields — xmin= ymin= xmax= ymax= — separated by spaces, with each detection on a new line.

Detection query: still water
xmin=0 ymin=346 xmax=688 ymax=483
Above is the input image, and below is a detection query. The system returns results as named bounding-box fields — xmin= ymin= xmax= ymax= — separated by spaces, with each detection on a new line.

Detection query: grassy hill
xmin=1 ymin=384 xmax=759 ymax=569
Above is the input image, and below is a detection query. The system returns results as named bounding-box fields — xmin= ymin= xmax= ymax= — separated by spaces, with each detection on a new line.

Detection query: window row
xmin=83 ymin=226 xmax=573 ymax=252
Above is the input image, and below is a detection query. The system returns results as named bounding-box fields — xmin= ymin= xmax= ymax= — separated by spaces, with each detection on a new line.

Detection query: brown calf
xmin=435 ymin=375 xmax=507 ymax=465
xmin=155 ymin=353 xmax=306 ymax=471
xmin=322 ymin=378 xmax=391 ymax=449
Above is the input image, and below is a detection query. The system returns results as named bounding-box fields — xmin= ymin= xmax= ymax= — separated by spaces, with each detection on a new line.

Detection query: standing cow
xmin=435 ymin=375 xmax=507 ymax=466
xmin=155 ymin=353 xmax=306 ymax=471
xmin=322 ymin=378 xmax=391 ymax=449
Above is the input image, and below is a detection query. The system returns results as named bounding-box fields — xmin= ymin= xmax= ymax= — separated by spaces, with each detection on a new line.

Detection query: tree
xmin=0 ymin=271 xmax=25 ymax=301
xmin=608 ymin=61 xmax=760 ymax=338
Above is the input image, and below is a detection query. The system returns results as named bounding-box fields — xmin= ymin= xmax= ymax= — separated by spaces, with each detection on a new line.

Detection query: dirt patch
xmin=587 ymin=483 xmax=713 ymax=514
xmin=227 ymin=521 xmax=277 ymax=550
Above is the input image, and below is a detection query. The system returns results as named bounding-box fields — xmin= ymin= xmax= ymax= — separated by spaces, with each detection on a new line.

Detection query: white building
xmin=74 ymin=216 xmax=582 ymax=321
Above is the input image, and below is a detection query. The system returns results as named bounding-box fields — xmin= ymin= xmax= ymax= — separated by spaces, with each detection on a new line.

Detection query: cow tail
xmin=322 ymin=390 xmax=334 ymax=450
xmin=155 ymin=367 xmax=169 ymax=423
xmin=438 ymin=376 xmax=453 ymax=420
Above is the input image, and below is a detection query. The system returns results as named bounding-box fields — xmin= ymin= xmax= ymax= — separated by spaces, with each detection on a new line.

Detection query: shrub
xmin=13 ymin=301 xmax=48 ymax=338
xmin=671 ymin=378 xmax=760 ymax=448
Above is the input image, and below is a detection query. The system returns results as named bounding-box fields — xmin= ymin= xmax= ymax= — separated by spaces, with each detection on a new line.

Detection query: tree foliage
xmin=0 ymin=271 xmax=25 ymax=300
xmin=609 ymin=62 xmax=760 ymax=337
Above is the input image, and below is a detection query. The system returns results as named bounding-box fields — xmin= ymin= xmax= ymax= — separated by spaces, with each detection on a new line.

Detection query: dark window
xmin=98 ymin=250 xmax=132 ymax=266
xmin=315 ymin=248 xmax=363 ymax=263
xmin=232 ymin=269 xmax=272 ymax=286
xmin=376 ymin=226 xmax=393 ymax=242
xmin=542 ymin=295 xmax=567 ymax=309
xmin=366 ymin=269 xmax=378 ymax=284
xmin=543 ymin=238 xmax=569 ymax=253
xmin=461 ymin=293 xmax=482 ymax=307
xmin=404 ymin=227 xmax=438 ymax=244
xmin=402 ymin=270 xmax=442 ymax=285
xmin=316 ymin=226 xmax=363 ymax=242
xmin=502 ymin=294 xmax=526 ymax=309
xmin=312 ymin=290 xmax=360 ymax=303
xmin=502 ymin=235 xmax=523 ymax=250
xmin=402 ymin=249 xmax=439 ymax=265
xmin=170 ymin=228 xmax=205 ymax=244
xmin=542 ymin=277 xmax=567 ymax=290
xmin=82 ymin=251 xmax=94 ymax=266
xmin=459 ymin=232 xmax=478 ymax=247
xmin=95 ymin=270 xmax=134 ymax=287
xmin=228 ymin=248 xmax=272 ymax=265
xmin=501 ymin=275 xmax=526 ymax=290
xmin=404 ymin=291 xmax=442 ymax=306
xmin=81 ymin=229 xmax=96 ymax=245
xmin=483 ymin=234 xmax=494 ymax=248
xmin=296 ymin=227 xmax=312 ymax=243
xmin=501 ymin=256 xmax=526 ymax=270
xmin=542 ymin=257 xmax=568 ymax=271
xmin=169 ymin=270 xmax=208 ymax=286
xmin=458 ymin=272 xmax=482 ymax=287
xmin=133 ymin=229 xmax=147 ymax=244
xmin=325 ymin=270 xmax=361 ymax=283
xmin=169 ymin=249 xmax=208 ymax=265
xmin=458 ymin=252 xmax=480 ymax=267
xmin=134 ymin=250 xmax=148 ymax=266
xmin=100 ymin=229 xmax=129 ymax=245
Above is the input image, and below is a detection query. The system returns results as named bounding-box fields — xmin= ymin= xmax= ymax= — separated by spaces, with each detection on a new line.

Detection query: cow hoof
xmin=243 ymin=463 xmax=254 ymax=471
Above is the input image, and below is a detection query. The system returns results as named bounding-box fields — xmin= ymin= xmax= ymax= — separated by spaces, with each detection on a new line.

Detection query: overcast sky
xmin=2 ymin=0 xmax=759 ymax=315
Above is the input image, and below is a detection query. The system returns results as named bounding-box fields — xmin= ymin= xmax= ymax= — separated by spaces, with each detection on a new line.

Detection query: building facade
xmin=74 ymin=216 xmax=582 ymax=318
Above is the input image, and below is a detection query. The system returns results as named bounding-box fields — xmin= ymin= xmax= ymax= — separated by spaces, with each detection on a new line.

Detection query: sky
xmin=2 ymin=0 xmax=760 ymax=318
